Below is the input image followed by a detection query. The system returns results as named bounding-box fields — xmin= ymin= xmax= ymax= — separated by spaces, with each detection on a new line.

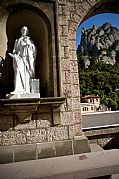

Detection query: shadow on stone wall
xmin=0 ymin=55 xmax=14 ymax=98
xmin=103 ymin=136 xmax=119 ymax=150
xmin=87 ymin=134 xmax=119 ymax=150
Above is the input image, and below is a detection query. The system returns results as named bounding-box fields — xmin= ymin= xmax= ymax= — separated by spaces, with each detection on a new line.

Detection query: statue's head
xmin=21 ymin=26 xmax=29 ymax=36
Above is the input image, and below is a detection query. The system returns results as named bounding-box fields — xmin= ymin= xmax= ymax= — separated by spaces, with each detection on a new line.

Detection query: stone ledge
xmin=0 ymin=149 xmax=119 ymax=179
xmin=0 ymin=97 xmax=66 ymax=105
xmin=0 ymin=97 xmax=66 ymax=124
xmin=0 ymin=136 xmax=90 ymax=164
xmin=90 ymin=143 xmax=104 ymax=152
xmin=7 ymin=93 xmax=40 ymax=99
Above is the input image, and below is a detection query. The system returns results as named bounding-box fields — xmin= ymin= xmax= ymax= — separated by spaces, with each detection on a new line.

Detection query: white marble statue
xmin=9 ymin=26 xmax=37 ymax=94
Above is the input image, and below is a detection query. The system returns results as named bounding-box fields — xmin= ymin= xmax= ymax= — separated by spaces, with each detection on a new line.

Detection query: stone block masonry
xmin=0 ymin=136 xmax=90 ymax=164
xmin=0 ymin=115 xmax=82 ymax=147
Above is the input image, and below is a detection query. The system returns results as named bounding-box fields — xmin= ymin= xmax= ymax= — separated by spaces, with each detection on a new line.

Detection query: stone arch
xmin=68 ymin=0 xmax=119 ymax=37
xmin=67 ymin=0 xmax=119 ymax=86
xmin=0 ymin=2 xmax=58 ymax=98
xmin=81 ymin=0 xmax=119 ymax=25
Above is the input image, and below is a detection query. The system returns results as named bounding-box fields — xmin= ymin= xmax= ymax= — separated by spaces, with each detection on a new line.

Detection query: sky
xmin=76 ymin=13 xmax=119 ymax=48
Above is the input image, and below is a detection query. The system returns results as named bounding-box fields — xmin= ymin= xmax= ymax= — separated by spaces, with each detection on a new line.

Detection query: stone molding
xmin=0 ymin=97 xmax=66 ymax=123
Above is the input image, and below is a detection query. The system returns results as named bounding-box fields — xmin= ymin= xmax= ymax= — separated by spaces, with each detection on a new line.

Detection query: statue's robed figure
xmin=9 ymin=26 xmax=37 ymax=94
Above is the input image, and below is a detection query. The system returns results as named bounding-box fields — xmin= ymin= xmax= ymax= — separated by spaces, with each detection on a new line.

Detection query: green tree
xmin=78 ymin=53 xmax=119 ymax=111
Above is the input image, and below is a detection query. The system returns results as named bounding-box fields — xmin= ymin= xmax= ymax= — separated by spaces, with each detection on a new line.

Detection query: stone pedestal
xmin=8 ymin=93 xmax=40 ymax=99
xmin=6 ymin=78 xmax=40 ymax=99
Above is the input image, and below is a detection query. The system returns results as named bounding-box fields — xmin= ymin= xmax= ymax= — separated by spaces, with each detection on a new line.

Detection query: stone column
xmin=58 ymin=1 xmax=82 ymax=138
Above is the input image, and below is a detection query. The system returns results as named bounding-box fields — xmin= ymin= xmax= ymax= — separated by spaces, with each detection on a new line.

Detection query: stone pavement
xmin=0 ymin=149 xmax=119 ymax=179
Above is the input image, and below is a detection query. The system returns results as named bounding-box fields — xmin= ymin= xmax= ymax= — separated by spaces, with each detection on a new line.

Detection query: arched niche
xmin=5 ymin=3 xmax=57 ymax=97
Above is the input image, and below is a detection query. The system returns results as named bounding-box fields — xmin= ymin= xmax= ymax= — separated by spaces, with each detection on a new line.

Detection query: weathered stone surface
xmin=72 ymin=98 xmax=80 ymax=110
xmin=0 ymin=146 xmax=13 ymax=164
xmin=63 ymin=84 xmax=72 ymax=97
xmin=65 ymin=70 xmax=71 ymax=83
xmin=58 ymin=5 xmax=63 ymax=15
xmin=61 ymin=112 xmax=74 ymax=125
xmin=62 ymin=71 xmax=66 ymax=84
xmin=62 ymin=5 xmax=69 ymax=16
xmin=69 ymin=30 xmax=76 ymax=40
xmin=74 ymin=3 xmax=87 ymax=14
xmin=68 ymin=124 xmax=82 ymax=139
xmin=68 ymin=18 xmax=78 ymax=30
xmin=55 ymin=140 xmax=73 ymax=156
xmin=60 ymin=97 xmax=72 ymax=112
xmin=74 ymin=124 xmax=82 ymax=136
xmin=66 ymin=98 xmax=72 ymax=111
xmin=84 ymin=127 xmax=119 ymax=149
xmin=97 ymin=138 xmax=112 ymax=148
xmin=88 ymin=138 xmax=98 ymax=144
xmin=62 ymin=26 xmax=69 ymax=36
xmin=14 ymin=120 xmax=36 ymax=130
xmin=58 ymin=15 xmax=68 ymax=26
xmin=47 ymin=126 xmax=69 ymax=142
xmin=37 ymin=105 xmax=51 ymax=113
xmin=68 ymin=3 xmax=75 ymax=12
xmin=14 ymin=144 xmax=36 ymax=162
xmin=71 ymin=84 xmax=80 ymax=97
xmin=2 ymin=131 xmax=27 ymax=146
xmin=73 ymin=135 xmax=91 ymax=154
xmin=37 ymin=142 xmax=55 ymax=159
xmin=62 ymin=70 xmax=71 ymax=84
xmin=36 ymin=119 xmax=50 ymax=128
xmin=61 ymin=58 xmax=70 ymax=71
xmin=69 ymin=39 xmax=76 ymax=50
xmin=70 ymin=12 xmax=80 ymax=23
xmin=58 ymin=25 xmax=63 ymax=36
xmin=69 ymin=50 xmax=77 ymax=61
xmin=73 ymin=111 xmax=81 ymax=124
xmin=68 ymin=125 xmax=75 ymax=139
xmin=84 ymin=127 xmax=119 ymax=137
xmin=71 ymin=73 xmax=79 ymax=84
xmin=60 ymin=46 xmax=65 ymax=58
xmin=86 ymin=0 xmax=98 ymax=6
xmin=70 ymin=60 xmax=78 ymax=73
xmin=60 ymin=100 xmax=67 ymax=112
xmin=60 ymin=36 xmax=69 ymax=47
xmin=0 ymin=115 xmax=13 ymax=130
xmin=26 ymin=129 xmax=47 ymax=144
xmin=81 ymin=1 xmax=92 ymax=11
xmin=36 ymin=113 xmax=51 ymax=127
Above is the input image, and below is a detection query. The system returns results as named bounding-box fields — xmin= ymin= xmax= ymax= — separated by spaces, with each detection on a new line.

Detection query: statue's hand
xmin=8 ymin=53 xmax=14 ymax=58
xmin=14 ymin=54 xmax=19 ymax=59
xmin=8 ymin=53 xmax=20 ymax=61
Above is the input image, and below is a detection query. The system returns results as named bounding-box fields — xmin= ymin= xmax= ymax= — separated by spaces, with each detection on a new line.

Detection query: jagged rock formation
xmin=77 ymin=22 xmax=119 ymax=67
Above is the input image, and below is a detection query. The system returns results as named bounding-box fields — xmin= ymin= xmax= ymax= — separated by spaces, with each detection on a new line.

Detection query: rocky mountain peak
xmin=77 ymin=22 xmax=119 ymax=67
